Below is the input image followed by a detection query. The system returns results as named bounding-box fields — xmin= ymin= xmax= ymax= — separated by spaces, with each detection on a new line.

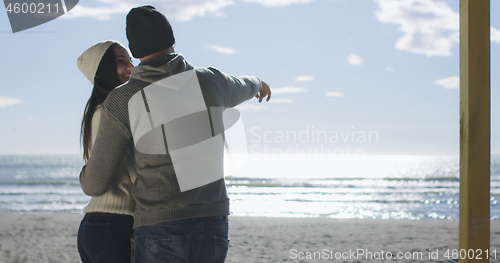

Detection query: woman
xmin=76 ymin=40 xmax=136 ymax=263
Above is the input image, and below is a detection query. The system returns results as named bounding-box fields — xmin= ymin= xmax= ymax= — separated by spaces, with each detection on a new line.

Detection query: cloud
xmin=236 ymin=104 xmax=265 ymax=111
xmin=269 ymin=98 xmax=293 ymax=103
xmin=64 ymin=0 xmax=318 ymax=22
xmin=0 ymin=97 xmax=23 ymax=108
xmin=374 ymin=0 xmax=459 ymax=56
xmin=240 ymin=0 xmax=314 ymax=7
xmin=325 ymin=92 xmax=343 ymax=97
xmin=294 ymin=76 xmax=315 ymax=82
xmin=64 ymin=0 xmax=235 ymax=22
xmin=203 ymin=44 xmax=237 ymax=54
xmin=434 ymin=76 xmax=459 ymax=89
xmin=25 ymin=116 xmax=34 ymax=121
xmin=63 ymin=4 xmax=130 ymax=20
xmin=273 ymin=86 xmax=308 ymax=94
xmin=385 ymin=66 xmax=395 ymax=72
xmin=348 ymin=54 xmax=363 ymax=66
xmin=493 ymin=27 xmax=500 ymax=44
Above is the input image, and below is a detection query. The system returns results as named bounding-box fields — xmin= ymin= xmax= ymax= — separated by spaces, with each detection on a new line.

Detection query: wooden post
xmin=459 ymin=0 xmax=490 ymax=262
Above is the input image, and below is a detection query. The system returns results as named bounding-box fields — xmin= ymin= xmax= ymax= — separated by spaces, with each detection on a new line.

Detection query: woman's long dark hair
xmin=81 ymin=44 xmax=123 ymax=162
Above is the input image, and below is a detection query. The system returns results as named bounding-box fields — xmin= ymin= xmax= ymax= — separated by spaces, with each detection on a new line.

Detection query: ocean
xmin=0 ymin=154 xmax=499 ymax=220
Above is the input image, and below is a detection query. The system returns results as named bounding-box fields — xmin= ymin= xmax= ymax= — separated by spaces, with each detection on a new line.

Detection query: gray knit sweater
xmin=79 ymin=53 xmax=261 ymax=228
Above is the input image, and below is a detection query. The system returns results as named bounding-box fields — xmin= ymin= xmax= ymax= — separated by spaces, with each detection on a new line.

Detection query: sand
xmin=0 ymin=213 xmax=499 ymax=263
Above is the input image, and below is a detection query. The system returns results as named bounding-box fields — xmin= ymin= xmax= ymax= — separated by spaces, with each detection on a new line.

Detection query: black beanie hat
xmin=126 ymin=6 xmax=175 ymax=58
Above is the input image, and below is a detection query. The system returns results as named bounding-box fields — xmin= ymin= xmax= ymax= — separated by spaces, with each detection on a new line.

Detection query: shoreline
xmin=1 ymin=212 xmax=499 ymax=262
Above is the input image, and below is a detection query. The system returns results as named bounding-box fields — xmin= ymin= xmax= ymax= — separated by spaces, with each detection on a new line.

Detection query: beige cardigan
xmin=82 ymin=106 xmax=137 ymax=215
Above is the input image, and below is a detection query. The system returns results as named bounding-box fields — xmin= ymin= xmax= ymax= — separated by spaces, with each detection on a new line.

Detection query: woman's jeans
xmin=77 ymin=213 xmax=134 ymax=263
xmin=132 ymin=216 xmax=229 ymax=263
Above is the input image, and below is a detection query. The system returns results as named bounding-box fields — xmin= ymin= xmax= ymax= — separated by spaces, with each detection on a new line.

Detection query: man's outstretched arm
xmin=202 ymin=67 xmax=271 ymax=107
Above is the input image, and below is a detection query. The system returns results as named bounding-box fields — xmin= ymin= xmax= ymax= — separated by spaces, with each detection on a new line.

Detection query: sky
xmin=0 ymin=0 xmax=499 ymax=155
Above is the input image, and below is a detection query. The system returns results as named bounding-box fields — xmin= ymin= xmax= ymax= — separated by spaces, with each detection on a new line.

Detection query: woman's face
xmin=113 ymin=45 xmax=134 ymax=84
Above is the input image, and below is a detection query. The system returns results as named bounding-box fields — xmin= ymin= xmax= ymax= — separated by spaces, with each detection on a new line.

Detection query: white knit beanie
xmin=77 ymin=40 xmax=123 ymax=85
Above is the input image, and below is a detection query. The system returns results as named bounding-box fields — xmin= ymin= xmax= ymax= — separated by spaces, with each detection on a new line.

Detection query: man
xmin=79 ymin=5 xmax=271 ymax=263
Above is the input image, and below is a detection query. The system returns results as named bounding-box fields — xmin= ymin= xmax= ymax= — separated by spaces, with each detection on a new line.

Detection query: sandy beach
xmin=0 ymin=213 xmax=499 ymax=263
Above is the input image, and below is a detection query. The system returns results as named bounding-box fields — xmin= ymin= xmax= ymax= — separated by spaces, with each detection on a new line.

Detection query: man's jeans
xmin=132 ymin=216 xmax=229 ymax=263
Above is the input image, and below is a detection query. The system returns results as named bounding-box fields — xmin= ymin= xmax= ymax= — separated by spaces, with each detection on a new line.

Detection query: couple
xmin=76 ymin=5 xmax=271 ymax=263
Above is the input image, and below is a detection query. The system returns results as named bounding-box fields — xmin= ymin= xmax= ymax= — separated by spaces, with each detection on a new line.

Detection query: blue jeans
xmin=77 ymin=213 xmax=134 ymax=263
xmin=132 ymin=216 xmax=229 ymax=263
